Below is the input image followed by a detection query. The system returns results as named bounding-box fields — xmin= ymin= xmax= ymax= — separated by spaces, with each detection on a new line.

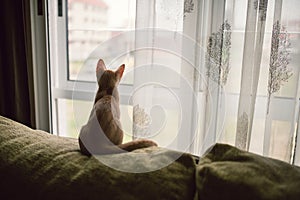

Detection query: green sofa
xmin=1 ymin=115 xmax=300 ymax=199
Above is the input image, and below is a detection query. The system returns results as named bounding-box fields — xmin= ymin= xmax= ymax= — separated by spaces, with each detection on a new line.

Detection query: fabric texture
xmin=0 ymin=0 xmax=35 ymax=128
xmin=0 ymin=116 xmax=196 ymax=200
xmin=132 ymin=0 xmax=300 ymax=162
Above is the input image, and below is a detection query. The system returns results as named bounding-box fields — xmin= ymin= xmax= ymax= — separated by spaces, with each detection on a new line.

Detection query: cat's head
xmin=96 ymin=59 xmax=125 ymax=91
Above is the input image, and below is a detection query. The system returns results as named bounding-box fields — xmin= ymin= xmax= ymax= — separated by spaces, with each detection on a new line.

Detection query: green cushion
xmin=196 ymin=143 xmax=300 ymax=200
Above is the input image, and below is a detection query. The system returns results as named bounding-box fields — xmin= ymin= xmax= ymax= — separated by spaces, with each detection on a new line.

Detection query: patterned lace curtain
xmin=132 ymin=0 xmax=300 ymax=165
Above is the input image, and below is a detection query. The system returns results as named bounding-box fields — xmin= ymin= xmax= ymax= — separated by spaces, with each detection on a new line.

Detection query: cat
xmin=79 ymin=59 xmax=157 ymax=155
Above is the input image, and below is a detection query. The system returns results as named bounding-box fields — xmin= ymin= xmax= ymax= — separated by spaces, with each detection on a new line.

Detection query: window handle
xmin=58 ymin=0 xmax=63 ymax=17
xmin=37 ymin=0 xmax=43 ymax=16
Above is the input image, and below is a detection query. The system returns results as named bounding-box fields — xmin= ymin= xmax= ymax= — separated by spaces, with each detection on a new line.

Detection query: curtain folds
xmin=0 ymin=0 xmax=35 ymax=128
xmin=133 ymin=0 xmax=300 ymax=164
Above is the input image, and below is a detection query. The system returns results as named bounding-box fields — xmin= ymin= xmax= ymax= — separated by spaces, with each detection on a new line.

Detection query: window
xmin=48 ymin=0 xmax=192 ymax=152
xmin=47 ymin=0 xmax=300 ymax=165
xmin=48 ymin=0 xmax=137 ymax=144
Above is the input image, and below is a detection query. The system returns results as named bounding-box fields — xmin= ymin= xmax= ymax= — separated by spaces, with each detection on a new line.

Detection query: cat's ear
xmin=96 ymin=59 xmax=106 ymax=80
xmin=115 ymin=64 xmax=125 ymax=80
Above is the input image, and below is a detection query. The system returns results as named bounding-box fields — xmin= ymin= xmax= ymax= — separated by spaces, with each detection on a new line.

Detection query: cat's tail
xmin=79 ymin=137 xmax=157 ymax=156
xmin=118 ymin=139 xmax=157 ymax=152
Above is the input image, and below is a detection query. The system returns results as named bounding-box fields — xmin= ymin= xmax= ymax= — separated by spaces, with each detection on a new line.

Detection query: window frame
xmin=47 ymin=0 xmax=198 ymax=153
xmin=29 ymin=0 xmax=52 ymax=132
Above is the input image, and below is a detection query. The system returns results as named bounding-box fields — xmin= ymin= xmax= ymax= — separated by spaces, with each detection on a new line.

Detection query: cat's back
xmin=94 ymin=95 xmax=122 ymax=144
xmin=94 ymin=95 xmax=119 ymax=118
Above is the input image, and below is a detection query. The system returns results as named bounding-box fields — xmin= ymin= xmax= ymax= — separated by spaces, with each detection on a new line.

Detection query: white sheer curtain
xmin=131 ymin=0 xmax=300 ymax=165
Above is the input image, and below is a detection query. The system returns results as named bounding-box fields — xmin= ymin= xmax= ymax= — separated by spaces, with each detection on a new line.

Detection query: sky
xmin=102 ymin=0 xmax=136 ymax=28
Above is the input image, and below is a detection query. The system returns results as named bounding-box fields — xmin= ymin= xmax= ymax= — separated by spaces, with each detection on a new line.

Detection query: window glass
xmin=56 ymin=98 xmax=133 ymax=143
xmin=67 ymin=0 xmax=136 ymax=82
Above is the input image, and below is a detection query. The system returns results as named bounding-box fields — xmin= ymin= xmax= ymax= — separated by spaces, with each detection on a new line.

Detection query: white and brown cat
xmin=79 ymin=59 xmax=157 ymax=155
